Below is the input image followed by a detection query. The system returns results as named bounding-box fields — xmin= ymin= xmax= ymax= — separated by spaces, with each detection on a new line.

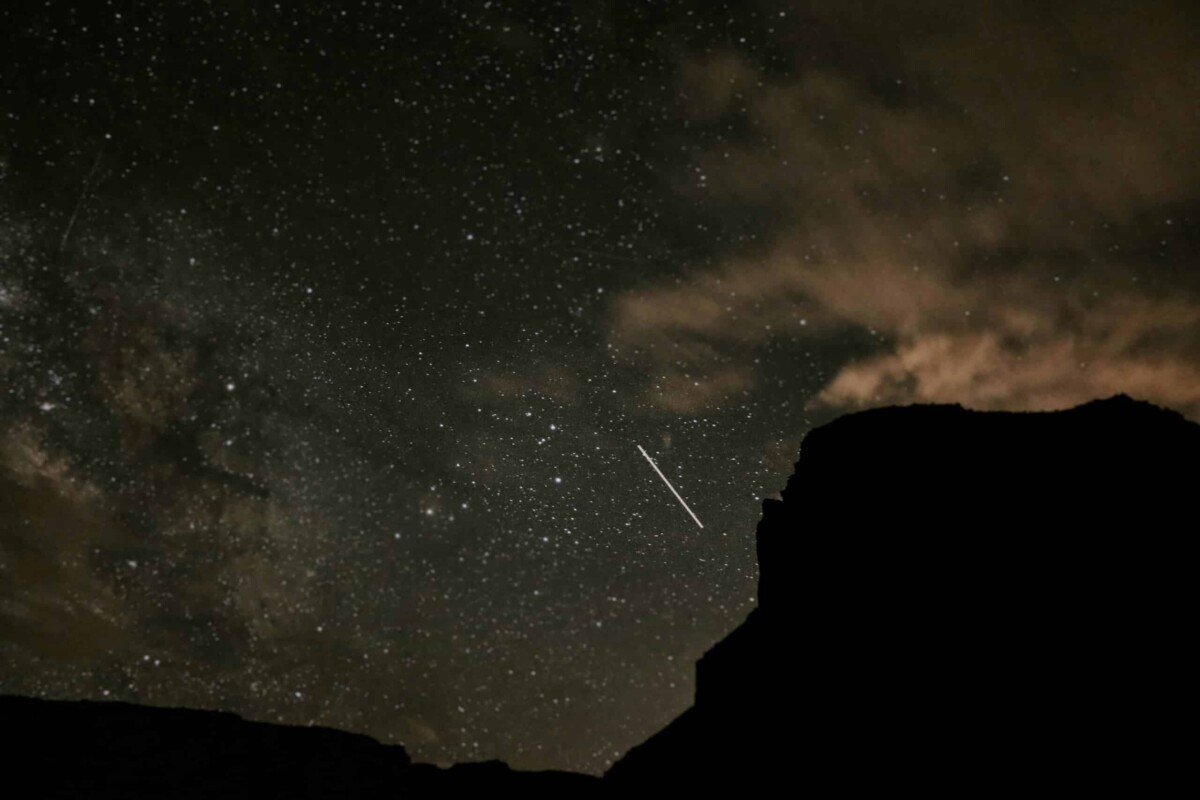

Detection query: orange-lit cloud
xmin=606 ymin=1 xmax=1200 ymax=418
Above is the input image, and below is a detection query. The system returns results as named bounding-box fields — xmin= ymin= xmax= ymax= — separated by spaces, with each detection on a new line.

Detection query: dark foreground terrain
xmin=5 ymin=395 xmax=1195 ymax=795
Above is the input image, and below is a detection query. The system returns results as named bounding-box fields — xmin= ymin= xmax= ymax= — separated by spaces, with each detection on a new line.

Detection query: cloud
xmin=818 ymin=320 xmax=1200 ymax=415
xmin=0 ymin=203 xmax=323 ymax=673
xmin=605 ymin=1 xmax=1200 ymax=418
xmin=476 ymin=363 xmax=582 ymax=404
xmin=0 ymin=424 xmax=131 ymax=660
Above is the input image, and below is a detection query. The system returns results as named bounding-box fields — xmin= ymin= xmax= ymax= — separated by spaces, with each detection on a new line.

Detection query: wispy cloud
xmin=606 ymin=2 xmax=1200 ymax=418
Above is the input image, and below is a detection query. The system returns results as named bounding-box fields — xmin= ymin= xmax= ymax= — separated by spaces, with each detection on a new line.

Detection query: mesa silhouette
xmin=607 ymin=394 xmax=1196 ymax=792
xmin=5 ymin=395 xmax=1194 ymax=795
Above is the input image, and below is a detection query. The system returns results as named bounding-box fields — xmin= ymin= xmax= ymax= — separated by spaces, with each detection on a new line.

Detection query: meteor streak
xmin=637 ymin=444 xmax=704 ymax=529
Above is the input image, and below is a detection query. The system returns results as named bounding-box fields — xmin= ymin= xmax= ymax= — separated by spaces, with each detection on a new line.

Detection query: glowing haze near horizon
xmin=2 ymin=1 xmax=1198 ymax=773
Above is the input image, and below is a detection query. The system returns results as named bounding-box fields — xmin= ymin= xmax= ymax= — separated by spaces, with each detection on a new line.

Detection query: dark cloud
xmin=477 ymin=363 xmax=583 ymax=405
xmin=607 ymin=0 xmax=1200 ymax=418
xmin=0 ymin=190 xmax=325 ymax=683
xmin=0 ymin=424 xmax=130 ymax=661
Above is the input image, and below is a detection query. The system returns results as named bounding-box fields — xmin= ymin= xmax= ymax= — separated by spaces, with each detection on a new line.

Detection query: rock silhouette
xmin=4 ymin=395 xmax=1195 ymax=794
xmin=606 ymin=394 xmax=1198 ymax=791
xmin=0 ymin=695 xmax=599 ymax=796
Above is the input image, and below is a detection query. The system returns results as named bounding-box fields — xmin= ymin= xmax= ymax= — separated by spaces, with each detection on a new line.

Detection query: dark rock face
xmin=608 ymin=395 xmax=1198 ymax=791
xmin=0 ymin=696 xmax=411 ymax=798
xmin=0 ymin=696 xmax=600 ymax=796
xmin=5 ymin=395 xmax=1194 ymax=794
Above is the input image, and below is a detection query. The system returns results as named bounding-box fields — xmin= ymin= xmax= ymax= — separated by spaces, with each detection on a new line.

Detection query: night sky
xmin=2 ymin=1 xmax=1199 ymax=774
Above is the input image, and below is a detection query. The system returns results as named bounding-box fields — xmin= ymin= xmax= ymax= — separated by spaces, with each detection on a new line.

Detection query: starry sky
xmin=2 ymin=0 xmax=1198 ymax=775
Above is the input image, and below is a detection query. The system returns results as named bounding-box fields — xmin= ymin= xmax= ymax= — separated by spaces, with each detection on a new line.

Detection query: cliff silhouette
xmin=606 ymin=394 xmax=1197 ymax=791
xmin=0 ymin=695 xmax=600 ymax=797
xmin=4 ymin=395 xmax=1195 ymax=794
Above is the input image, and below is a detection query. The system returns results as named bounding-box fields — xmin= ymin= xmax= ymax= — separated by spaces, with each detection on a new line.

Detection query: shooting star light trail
xmin=637 ymin=444 xmax=704 ymax=529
